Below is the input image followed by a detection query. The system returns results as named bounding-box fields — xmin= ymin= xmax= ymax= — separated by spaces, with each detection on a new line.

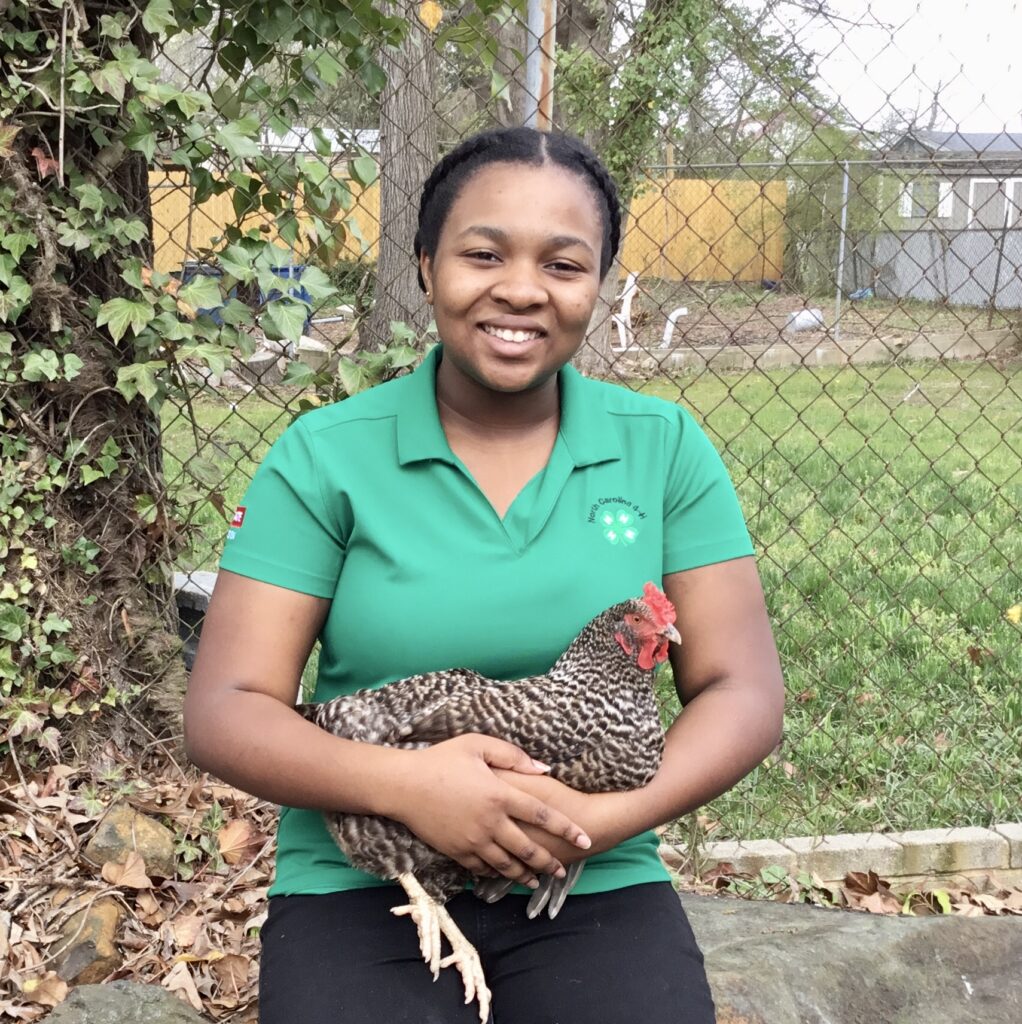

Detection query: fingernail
xmin=526 ymin=878 xmax=539 ymax=889
xmin=531 ymin=759 xmax=551 ymax=772
xmin=555 ymin=867 xmax=566 ymax=879
xmin=576 ymin=834 xmax=592 ymax=850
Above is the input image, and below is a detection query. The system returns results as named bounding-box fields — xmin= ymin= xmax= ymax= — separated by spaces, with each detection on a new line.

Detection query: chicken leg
xmin=392 ymin=872 xmax=491 ymax=1023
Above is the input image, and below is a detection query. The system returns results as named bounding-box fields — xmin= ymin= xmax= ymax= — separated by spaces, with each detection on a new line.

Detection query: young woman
xmin=185 ymin=127 xmax=785 ymax=1024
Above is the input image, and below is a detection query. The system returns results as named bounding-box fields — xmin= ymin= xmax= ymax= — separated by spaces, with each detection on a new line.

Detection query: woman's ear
xmin=419 ymin=253 xmax=434 ymax=303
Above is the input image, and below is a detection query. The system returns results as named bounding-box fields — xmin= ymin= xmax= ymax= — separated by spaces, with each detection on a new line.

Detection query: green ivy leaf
xmin=142 ymin=0 xmax=176 ymax=35
xmin=116 ymin=361 xmax=166 ymax=403
xmin=294 ymin=265 xmax=336 ymax=302
xmin=176 ymin=342 xmax=233 ymax=375
xmin=336 ymin=355 xmax=373 ymax=395
xmin=0 ymin=277 xmax=32 ymax=322
xmin=216 ymin=118 xmax=262 ymax=162
xmin=350 ymin=155 xmax=378 ymax=188
xmin=81 ymin=465 xmax=106 ymax=485
xmin=74 ymin=183 xmax=106 ymax=215
xmin=96 ymin=297 xmax=155 ymax=342
xmin=99 ymin=14 xmax=126 ymax=38
xmin=90 ymin=63 xmax=127 ymax=103
xmin=21 ymin=349 xmax=60 ymax=382
xmin=177 ymin=274 xmax=223 ymax=314
xmin=0 ymin=254 xmax=16 ymax=286
xmin=2 ymin=232 xmax=38 ymax=262
xmin=282 ymin=360 xmax=317 ymax=388
xmin=63 ymin=354 xmax=84 ymax=380
xmin=217 ymin=243 xmax=257 ymax=282
xmin=263 ymin=299 xmax=308 ymax=342
xmin=359 ymin=60 xmax=388 ymax=95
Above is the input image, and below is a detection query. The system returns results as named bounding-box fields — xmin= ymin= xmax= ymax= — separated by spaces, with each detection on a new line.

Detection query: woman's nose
xmin=489 ymin=263 xmax=548 ymax=308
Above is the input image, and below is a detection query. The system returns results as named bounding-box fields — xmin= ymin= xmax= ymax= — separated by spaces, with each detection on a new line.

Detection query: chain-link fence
xmin=158 ymin=0 xmax=1022 ymax=849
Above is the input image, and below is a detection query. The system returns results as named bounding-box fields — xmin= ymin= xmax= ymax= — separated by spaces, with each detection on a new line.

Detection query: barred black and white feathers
xmin=297 ymin=584 xmax=680 ymax=912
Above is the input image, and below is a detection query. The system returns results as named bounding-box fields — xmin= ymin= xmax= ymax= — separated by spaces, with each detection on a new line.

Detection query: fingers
xmin=508 ymin=791 xmax=592 ymax=851
xmin=472 ymin=735 xmax=551 ymax=775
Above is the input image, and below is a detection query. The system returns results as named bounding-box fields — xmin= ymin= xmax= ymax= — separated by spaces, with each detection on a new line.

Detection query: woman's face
xmin=420 ymin=161 xmax=605 ymax=396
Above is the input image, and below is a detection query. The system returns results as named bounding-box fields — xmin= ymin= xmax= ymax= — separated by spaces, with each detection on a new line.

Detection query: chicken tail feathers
xmin=526 ymin=861 xmax=585 ymax=920
xmin=472 ymin=877 xmax=517 ymax=904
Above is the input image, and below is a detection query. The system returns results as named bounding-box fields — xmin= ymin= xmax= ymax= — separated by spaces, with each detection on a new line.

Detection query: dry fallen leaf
xmin=218 ymin=819 xmax=266 ymax=866
xmin=210 ymin=953 xmax=251 ymax=997
xmin=163 ymin=961 xmax=203 ymax=1012
xmin=29 ymin=146 xmax=59 ymax=179
xmin=21 ymin=972 xmax=68 ymax=1008
xmin=171 ymin=913 xmax=204 ymax=950
xmin=101 ymin=850 xmax=152 ymax=889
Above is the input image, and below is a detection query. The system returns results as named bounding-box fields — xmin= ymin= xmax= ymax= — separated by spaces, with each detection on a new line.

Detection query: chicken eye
xmin=625 ymin=613 xmax=642 ymax=626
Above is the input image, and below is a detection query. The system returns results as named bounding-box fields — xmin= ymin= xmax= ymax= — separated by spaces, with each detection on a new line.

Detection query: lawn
xmin=163 ymin=356 xmax=1022 ymax=842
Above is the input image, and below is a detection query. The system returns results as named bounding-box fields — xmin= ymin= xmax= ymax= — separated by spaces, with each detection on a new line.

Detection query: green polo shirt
xmin=219 ymin=345 xmax=753 ymax=897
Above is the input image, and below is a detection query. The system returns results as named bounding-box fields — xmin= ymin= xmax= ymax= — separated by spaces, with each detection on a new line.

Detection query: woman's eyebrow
xmin=456 ymin=224 xmax=595 ymax=256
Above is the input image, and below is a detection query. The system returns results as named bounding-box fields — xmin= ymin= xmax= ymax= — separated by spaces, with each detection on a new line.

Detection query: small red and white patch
xmin=231 ymin=506 xmax=247 ymax=528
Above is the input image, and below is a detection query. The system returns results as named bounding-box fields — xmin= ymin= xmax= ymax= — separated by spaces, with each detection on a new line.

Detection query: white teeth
xmin=486 ymin=327 xmax=543 ymax=343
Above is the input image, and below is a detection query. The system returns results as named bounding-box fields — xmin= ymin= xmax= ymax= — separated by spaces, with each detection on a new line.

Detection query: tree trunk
xmin=2 ymin=5 xmax=185 ymax=757
xmin=362 ymin=4 xmax=439 ymax=350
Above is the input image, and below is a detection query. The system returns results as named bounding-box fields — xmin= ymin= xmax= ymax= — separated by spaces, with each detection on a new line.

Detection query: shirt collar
xmin=396 ymin=345 xmax=622 ymax=468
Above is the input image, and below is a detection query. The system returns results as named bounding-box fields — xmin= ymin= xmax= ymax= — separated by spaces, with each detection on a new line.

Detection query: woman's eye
xmin=467 ymin=250 xmax=499 ymax=262
xmin=548 ymin=261 xmax=582 ymax=274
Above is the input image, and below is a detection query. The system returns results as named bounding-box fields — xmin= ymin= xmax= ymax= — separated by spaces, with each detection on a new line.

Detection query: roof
xmin=259 ymin=126 xmax=381 ymax=155
xmin=894 ymin=130 xmax=1022 ymax=156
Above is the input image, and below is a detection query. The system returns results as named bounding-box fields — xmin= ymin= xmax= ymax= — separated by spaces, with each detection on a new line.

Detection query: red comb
xmin=642 ymin=582 xmax=676 ymax=627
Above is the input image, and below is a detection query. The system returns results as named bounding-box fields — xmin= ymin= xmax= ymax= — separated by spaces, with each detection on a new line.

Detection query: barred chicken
xmin=297 ymin=582 xmax=680 ymax=1022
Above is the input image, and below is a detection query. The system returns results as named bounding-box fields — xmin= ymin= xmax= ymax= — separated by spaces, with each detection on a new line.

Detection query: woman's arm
xmin=184 ymin=570 xmax=590 ymax=887
xmin=498 ymin=556 xmax=785 ymax=856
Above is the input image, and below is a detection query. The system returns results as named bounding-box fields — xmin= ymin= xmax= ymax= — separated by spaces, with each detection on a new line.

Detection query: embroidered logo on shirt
xmin=231 ymin=506 xmax=247 ymax=528
xmin=586 ymin=497 xmax=645 ymax=545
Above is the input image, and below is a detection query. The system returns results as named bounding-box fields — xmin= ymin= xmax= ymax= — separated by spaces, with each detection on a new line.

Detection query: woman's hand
xmin=382 ymin=734 xmax=592 ymax=889
xmin=494 ymin=770 xmax=629 ymax=865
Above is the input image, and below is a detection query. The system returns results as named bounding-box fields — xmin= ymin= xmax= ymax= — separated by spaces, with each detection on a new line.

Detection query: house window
xmin=899 ymin=179 xmax=953 ymax=220
xmin=967 ymin=178 xmax=1022 ymax=228
xmin=899 ymin=184 xmax=914 ymax=218
xmin=938 ymin=181 xmax=953 ymax=218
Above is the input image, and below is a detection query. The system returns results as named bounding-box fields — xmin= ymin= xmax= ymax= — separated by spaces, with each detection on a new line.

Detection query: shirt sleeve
xmin=662 ymin=407 xmax=754 ymax=574
xmin=218 ymin=417 xmax=345 ymax=598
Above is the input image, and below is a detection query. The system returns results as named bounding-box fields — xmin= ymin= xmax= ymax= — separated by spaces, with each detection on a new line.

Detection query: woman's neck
xmin=434 ymin=355 xmax=561 ymax=439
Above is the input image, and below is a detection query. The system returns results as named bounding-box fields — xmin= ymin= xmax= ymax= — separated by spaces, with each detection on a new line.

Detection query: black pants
xmin=259 ymin=881 xmax=716 ymax=1023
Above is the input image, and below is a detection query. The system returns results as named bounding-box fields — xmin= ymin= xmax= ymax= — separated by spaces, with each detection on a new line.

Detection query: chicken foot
xmin=392 ymin=872 xmax=492 ymax=1024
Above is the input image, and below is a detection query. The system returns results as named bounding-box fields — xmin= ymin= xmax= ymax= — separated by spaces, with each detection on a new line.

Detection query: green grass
xmin=164 ymin=358 xmax=1022 ymax=841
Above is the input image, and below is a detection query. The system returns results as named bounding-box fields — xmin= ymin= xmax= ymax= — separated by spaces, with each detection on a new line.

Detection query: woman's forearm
xmin=602 ymin=678 xmax=784 ymax=846
xmin=184 ymin=687 xmax=409 ymax=816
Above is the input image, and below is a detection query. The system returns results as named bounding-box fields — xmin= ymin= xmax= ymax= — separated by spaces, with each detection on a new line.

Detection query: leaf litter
xmin=2 ymin=742 xmax=1020 ymax=1019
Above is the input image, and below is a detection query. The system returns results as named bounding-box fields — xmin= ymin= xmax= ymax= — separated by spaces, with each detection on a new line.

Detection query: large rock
xmin=52 ymin=897 xmax=122 ymax=984
xmin=83 ymin=803 xmax=176 ymax=879
xmin=44 ymin=981 xmax=207 ymax=1023
xmin=683 ymin=893 xmax=1022 ymax=1023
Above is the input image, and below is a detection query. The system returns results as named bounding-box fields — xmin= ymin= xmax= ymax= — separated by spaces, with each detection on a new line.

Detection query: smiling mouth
xmin=480 ymin=325 xmax=546 ymax=343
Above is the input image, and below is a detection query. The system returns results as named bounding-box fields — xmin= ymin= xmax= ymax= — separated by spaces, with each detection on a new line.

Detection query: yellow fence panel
xmin=620 ymin=178 xmax=786 ymax=282
xmin=151 ymin=173 xmax=784 ymax=283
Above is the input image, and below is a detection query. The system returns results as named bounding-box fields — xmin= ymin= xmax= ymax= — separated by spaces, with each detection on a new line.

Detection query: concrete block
xmin=235 ymin=350 xmax=283 ymax=385
xmin=782 ymin=832 xmax=904 ymax=881
xmin=888 ymin=826 xmax=1009 ymax=875
xmin=173 ymin=570 xmax=218 ymax=612
xmin=992 ymin=824 xmax=1022 ymax=869
xmin=699 ymin=838 xmax=798 ymax=876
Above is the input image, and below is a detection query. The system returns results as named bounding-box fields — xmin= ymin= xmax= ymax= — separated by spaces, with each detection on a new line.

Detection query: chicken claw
xmin=393 ymin=872 xmax=492 ymax=1023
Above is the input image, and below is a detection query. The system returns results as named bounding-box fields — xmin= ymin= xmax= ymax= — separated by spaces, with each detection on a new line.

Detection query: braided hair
xmin=414 ymin=127 xmax=622 ymax=290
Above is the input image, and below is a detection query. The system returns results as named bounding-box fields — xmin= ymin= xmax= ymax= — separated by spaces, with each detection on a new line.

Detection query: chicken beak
xmin=659 ymin=624 xmax=682 ymax=645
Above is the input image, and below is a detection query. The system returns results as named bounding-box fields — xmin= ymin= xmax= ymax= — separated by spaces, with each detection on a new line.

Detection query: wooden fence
xmin=150 ymin=172 xmax=785 ymax=283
